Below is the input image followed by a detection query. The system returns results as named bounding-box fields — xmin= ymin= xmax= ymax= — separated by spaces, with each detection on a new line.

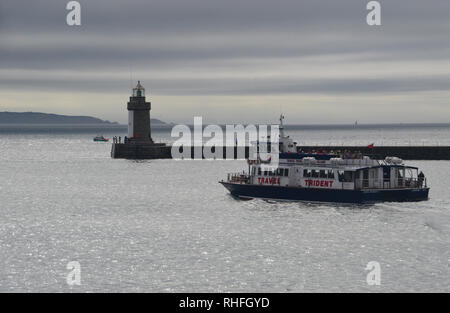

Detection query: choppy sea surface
xmin=0 ymin=125 xmax=449 ymax=292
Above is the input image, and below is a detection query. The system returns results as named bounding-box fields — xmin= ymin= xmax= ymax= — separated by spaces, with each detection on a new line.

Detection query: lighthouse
xmin=127 ymin=81 xmax=153 ymax=143
xmin=111 ymin=81 xmax=170 ymax=159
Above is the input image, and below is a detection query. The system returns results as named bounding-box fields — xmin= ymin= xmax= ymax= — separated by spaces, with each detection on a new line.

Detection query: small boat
xmin=93 ymin=135 xmax=109 ymax=142
xmin=220 ymin=115 xmax=429 ymax=204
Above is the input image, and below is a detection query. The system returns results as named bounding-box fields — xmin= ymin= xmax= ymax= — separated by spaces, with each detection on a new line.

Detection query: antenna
xmin=279 ymin=103 xmax=285 ymax=126
xmin=129 ymin=63 xmax=133 ymax=89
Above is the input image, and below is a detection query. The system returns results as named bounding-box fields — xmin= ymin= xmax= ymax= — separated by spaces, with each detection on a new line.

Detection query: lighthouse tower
xmin=127 ymin=81 xmax=153 ymax=143
xmin=111 ymin=81 xmax=170 ymax=159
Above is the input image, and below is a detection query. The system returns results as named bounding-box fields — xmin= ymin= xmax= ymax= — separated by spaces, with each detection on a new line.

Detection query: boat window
xmin=343 ymin=171 xmax=354 ymax=182
xmin=263 ymin=170 xmax=268 ymax=176
xmin=311 ymin=170 xmax=319 ymax=178
xmin=258 ymin=168 xmax=262 ymax=175
xmin=327 ymin=170 xmax=335 ymax=179
xmin=337 ymin=171 xmax=354 ymax=182
xmin=284 ymin=169 xmax=289 ymax=176
xmin=303 ymin=169 xmax=310 ymax=177
xmin=319 ymin=170 xmax=327 ymax=178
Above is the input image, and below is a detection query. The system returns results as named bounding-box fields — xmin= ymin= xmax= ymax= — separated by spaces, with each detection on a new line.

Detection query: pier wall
xmin=111 ymin=144 xmax=450 ymax=160
xmin=297 ymin=146 xmax=450 ymax=160
xmin=111 ymin=145 xmax=251 ymax=159
xmin=111 ymin=143 xmax=171 ymax=159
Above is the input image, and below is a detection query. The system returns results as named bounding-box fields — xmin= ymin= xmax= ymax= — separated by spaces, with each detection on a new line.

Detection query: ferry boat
xmin=93 ymin=135 xmax=109 ymax=142
xmin=220 ymin=116 xmax=429 ymax=204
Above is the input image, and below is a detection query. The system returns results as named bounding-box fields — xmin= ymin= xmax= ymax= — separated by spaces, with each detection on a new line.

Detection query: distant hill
xmin=0 ymin=112 xmax=118 ymax=124
xmin=150 ymin=118 xmax=167 ymax=125
xmin=0 ymin=112 xmax=167 ymax=125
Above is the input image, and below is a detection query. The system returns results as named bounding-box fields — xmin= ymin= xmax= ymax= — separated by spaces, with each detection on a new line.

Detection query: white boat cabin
xmin=245 ymin=157 xmax=425 ymax=190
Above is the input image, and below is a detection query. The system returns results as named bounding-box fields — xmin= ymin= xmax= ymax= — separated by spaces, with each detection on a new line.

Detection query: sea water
xmin=0 ymin=125 xmax=448 ymax=292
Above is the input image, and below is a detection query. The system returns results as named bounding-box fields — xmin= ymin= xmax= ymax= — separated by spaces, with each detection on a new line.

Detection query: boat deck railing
xmin=227 ymin=173 xmax=251 ymax=184
xmin=356 ymin=178 xmax=427 ymax=190
xmin=226 ymin=173 xmax=428 ymax=189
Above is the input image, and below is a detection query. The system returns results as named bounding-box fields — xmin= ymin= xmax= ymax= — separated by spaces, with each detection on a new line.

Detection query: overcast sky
xmin=1 ymin=0 xmax=449 ymax=124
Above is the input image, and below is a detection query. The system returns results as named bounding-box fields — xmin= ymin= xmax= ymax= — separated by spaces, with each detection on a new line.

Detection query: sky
xmin=0 ymin=0 xmax=449 ymax=124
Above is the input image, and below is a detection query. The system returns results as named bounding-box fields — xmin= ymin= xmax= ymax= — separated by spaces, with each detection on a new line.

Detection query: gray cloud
xmin=0 ymin=0 xmax=449 ymax=122
xmin=1 ymin=74 xmax=450 ymax=95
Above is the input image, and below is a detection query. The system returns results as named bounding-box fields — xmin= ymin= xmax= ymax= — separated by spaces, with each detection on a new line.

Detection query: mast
xmin=279 ymin=114 xmax=285 ymax=140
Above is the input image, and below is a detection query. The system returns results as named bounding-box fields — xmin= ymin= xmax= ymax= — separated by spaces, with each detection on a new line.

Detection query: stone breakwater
xmin=297 ymin=146 xmax=450 ymax=160
xmin=111 ymin=144 xmax=450 ymax=160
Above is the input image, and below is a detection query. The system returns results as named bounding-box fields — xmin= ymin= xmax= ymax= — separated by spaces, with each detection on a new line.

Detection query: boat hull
xmin=220 ymin=182 xmax=429 ymax=204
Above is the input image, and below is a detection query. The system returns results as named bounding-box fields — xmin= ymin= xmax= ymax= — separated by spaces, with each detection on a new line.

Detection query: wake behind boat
xmin=220 ymin=115 xmax=429 ymax=204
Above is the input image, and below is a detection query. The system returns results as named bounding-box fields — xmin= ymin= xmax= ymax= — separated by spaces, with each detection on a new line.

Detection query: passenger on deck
xmin=418 ymin=171 xmax=425 ymax=187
